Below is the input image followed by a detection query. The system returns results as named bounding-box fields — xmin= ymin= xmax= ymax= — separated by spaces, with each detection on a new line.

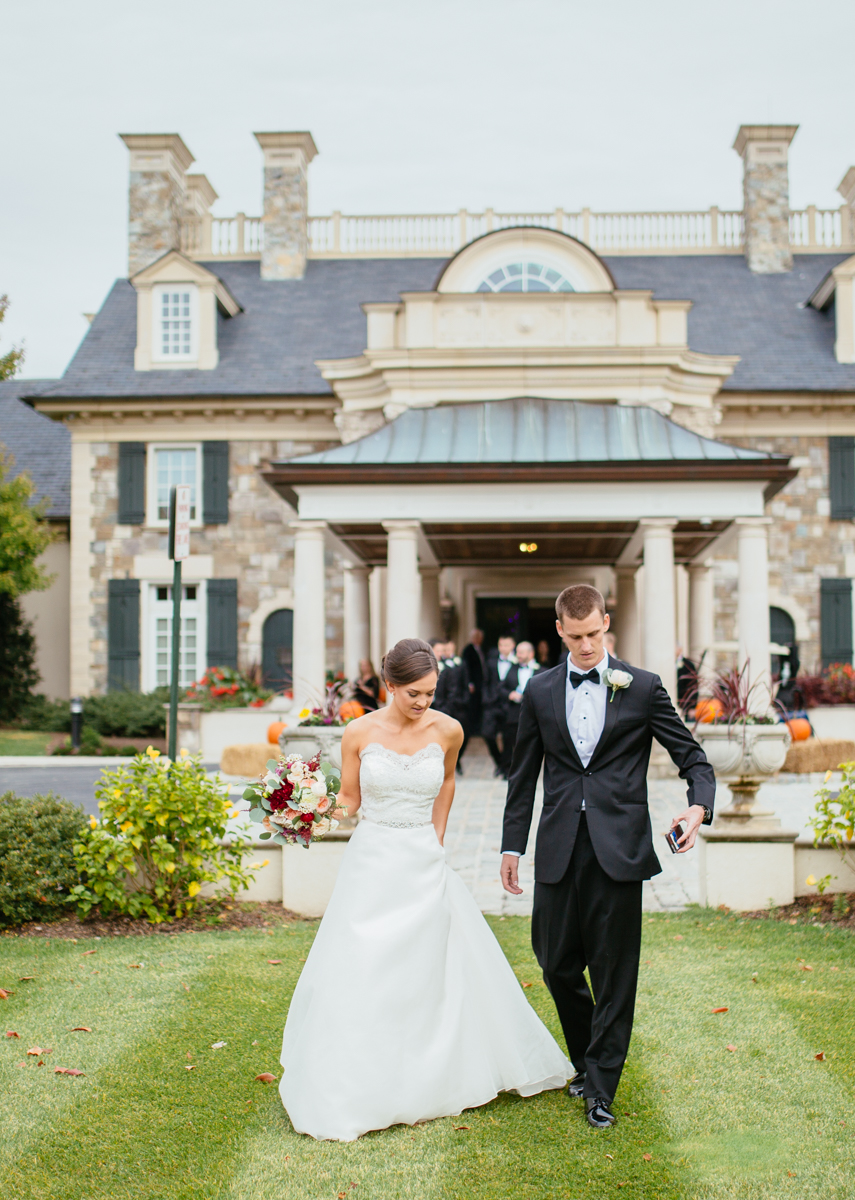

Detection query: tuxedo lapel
xmin=550 ymin=665 xmax=584 ymax=769
xmin=586 ymin=657 xmax=628 ymax=767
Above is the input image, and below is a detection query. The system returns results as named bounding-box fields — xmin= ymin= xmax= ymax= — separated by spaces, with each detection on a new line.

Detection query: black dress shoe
xmin=567 ymin=1071 xmax=586 ymax=1098
xmin=585 ymin=1097 xmax=616 ymax=1129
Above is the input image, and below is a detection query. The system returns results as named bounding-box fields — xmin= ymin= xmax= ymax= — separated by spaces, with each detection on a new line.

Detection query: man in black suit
xmin=500 ymin=585 xmax=714 ymax=1129
xmin=481 ymin=635 xmax=517 ymax=776
xmin=500 ymin=640 xmax=539 ymax=778
xmin=431 ymin=639 xmax=470 ymax=771
xmin=461 ymin=629 xmax=486 ymax=735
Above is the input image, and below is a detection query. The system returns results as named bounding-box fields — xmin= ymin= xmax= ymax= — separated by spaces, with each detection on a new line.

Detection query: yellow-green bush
xmin=71 ymin=749 xmax=251 ymax=922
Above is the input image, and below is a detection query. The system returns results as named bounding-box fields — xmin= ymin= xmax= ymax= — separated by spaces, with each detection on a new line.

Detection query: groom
xmin=500 ymin=584 xmax=715 ymax=1129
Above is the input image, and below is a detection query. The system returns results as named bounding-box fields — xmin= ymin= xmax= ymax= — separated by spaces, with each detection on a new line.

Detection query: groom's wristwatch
xmin=700 ymin=805 xmax=713 ymax=825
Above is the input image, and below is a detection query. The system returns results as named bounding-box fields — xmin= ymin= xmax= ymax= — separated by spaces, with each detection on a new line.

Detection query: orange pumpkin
xmin=339 ymin=700 xmax=365 ymax=722
xmin=786 ymin=717 xmax=812 ymax=742
xmin=267 ymin=721 xmax=287 ymax=744
xmin=695 ymin=698 xmax=723 ymax=724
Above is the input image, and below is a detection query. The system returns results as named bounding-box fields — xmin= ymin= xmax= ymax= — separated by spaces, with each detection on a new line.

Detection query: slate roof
xmin=287 ymin=397 xmax=773 ymax=466
xmin=0 ymin=378 xmax=69 ymax=517
xmin=22 ymin=250 xmax=855 ymax=403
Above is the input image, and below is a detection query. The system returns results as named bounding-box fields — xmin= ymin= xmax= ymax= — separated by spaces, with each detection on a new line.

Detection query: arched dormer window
xmin=477 ymin=262 xmax=575 ymax=293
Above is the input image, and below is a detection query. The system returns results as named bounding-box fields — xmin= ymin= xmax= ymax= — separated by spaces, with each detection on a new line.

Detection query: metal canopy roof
xmin=284 ymin=398 xmax=772 ymax=467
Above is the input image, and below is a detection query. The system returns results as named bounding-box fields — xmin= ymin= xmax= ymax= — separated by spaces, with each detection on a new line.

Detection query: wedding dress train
xmin=279 ymin=741 xmax=571 ymax=1141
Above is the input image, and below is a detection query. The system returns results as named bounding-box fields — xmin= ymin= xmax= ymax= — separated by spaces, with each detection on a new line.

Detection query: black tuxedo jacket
xmin=434 ymin=659 xmax=470 ymax=724
xmin=501 ymin=657 xmax=715 ymax=884
xmin=482 ymin=656 xmax=518 ymax=738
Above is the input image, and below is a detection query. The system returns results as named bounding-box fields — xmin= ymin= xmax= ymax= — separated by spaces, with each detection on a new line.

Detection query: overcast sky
xmin=3 ymin=0 xmax=854 ymax=379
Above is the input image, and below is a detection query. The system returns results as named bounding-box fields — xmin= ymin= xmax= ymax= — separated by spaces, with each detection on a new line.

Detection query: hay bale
xmin=783 ymin=737 xmax=855 ymax=774
xmin=220 ymin=743 xmax=273 ymax=778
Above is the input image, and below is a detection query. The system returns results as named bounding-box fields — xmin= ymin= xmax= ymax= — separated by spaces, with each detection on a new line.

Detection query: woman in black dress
xmin=352 ymin=658 xmax=381 ymax=711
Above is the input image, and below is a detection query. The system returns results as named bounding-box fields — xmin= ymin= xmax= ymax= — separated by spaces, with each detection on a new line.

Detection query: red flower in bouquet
xmin=267 ymin=780 xmax=295 ymax=811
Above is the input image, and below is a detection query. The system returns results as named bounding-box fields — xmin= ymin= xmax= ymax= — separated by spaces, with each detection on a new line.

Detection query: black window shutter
xmin=117 ymin=443 xmax=146 ymax=524
xmin=820 ymin=578 xmax=853 ymax=669
xmin=203 ymin=441 xmax=229 ymax=524
xmin=207 ymin=579 xmax=238 ymax=669
xmin=829 ymin=437 xmax=855 ymax=520
xmin=107 ymin=579 xmax=140 ymax=691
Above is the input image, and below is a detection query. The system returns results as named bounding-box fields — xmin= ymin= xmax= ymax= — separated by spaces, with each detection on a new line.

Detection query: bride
xmin=279 ymin=637 xmax=571 ymax=1141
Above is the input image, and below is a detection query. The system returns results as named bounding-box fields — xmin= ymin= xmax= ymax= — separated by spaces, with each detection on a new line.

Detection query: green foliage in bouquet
xmin=0 ymin=791 xmax=87 ymax=927
xmin=183 ymin=666 xmax=273 ymax=711
xmin=70 ymin=749 xmax=252 ymax=922
xmin=811 ymin=761 xmax=855 ymax=889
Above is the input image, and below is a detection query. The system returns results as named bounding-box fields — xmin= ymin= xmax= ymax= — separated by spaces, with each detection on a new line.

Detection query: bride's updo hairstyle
xmin=381 ymin=638 xmax=438 ymax=688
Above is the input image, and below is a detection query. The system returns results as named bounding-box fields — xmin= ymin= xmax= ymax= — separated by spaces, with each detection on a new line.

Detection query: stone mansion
xmin=4 ymin=123 xmax=855 ymax=707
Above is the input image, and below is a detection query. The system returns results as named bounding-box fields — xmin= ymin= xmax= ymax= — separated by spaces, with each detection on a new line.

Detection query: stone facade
xmin=734 ymin=125 xmax=798 ymax=274
xmin=86 ymin=439 xmax=344 ymax=694
xmin=256 ymin=133 xmax=317 ymax=281
xmin=713 ymin=436 xmax=855 ymax=671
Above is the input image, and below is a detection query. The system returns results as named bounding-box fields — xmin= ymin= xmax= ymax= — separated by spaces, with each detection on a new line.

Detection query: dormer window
xmin=153 ymin=285 xmax=198 ymax=361
xmin=477 ymin=262 xmax=575 ymax=293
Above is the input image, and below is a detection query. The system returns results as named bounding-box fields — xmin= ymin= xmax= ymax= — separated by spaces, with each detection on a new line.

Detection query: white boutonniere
xmin=507 ymin=654 xmax=518 ymax=665
xmin=603 ymin=667 xmax=633 ymax=703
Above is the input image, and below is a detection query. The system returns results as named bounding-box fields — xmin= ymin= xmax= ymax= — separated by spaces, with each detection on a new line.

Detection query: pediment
xmin=130 ymin=250 xmax=241 ymax=316
xmin=436 ymin=227 xmax=615 ymax=295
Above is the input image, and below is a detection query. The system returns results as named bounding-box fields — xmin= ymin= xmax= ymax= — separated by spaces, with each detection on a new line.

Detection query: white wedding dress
xmin=279 ymin=741 xmax=571 ymax=1141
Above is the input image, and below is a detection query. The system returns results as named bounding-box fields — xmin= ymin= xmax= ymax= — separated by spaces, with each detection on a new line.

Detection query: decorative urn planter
xmin=694 ymin=722 xmax=792 ymax=829
xmin=278 ymin=724 xmax=346 ymax=768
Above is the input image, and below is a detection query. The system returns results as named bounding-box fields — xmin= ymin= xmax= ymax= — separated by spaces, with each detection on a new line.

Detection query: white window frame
xmin=146 ymin=442 xmax=203 ymax=528
xmin=141 ymin=579 xmax=208 ymax=693
xmin=151 ymin=284 xmax=199 ymax=364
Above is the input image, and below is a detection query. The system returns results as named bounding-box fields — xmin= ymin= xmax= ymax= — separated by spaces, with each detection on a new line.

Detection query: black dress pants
xmin=531 ymin=813 xmax=642 ymax=1103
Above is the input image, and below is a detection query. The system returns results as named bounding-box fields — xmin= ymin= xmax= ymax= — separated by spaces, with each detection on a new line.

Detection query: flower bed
xmin=184 ymin=666 xmax=273 ymax=711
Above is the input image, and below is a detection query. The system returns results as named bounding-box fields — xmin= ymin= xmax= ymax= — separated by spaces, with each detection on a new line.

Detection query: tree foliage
xmin=0 ymin=294 xmax=25 ymax=380
xmin=0 ymin=594 xmax=40 ymax=723
xmin=0 ymin=451 xmax=54 ymax=597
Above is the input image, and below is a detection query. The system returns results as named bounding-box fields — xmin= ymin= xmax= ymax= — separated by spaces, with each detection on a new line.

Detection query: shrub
xmin=0 ymin=792 xmax=87 ymax=927
xmin=0 ymin=595 xmax=39 ymax=725
xmin=70 ymin=749 xmax=252 ymax=922
xmin=794 ymin=665 xmax=855 ymax=708
xmin=16 ymin=693 xmax=71 ymax=732
xmin=19 ymin=688 xmax=172 ymax=738
xmin=811 ymin=761 xmax=855 ymax=887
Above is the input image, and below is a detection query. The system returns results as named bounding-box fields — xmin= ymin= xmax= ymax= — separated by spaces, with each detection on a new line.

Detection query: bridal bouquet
xmin=242 ymin=753 xmax=345 ymax=848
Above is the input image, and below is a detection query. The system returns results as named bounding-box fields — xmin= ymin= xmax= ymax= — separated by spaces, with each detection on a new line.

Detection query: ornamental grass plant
xmin=70 ymin=749 xmax=253 ymax=923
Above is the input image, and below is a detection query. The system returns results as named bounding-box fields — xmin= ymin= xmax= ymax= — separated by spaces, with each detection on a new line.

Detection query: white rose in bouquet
xmin=309 ymin=778 xmax=328 ymax=798
xmin=312 ymin=816 xmax=332 ymax=838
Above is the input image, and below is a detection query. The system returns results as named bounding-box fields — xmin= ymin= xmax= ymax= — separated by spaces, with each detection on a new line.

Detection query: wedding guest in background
xmin=482 ymin=635 xmax=517 ymax=778
xmin=501 ymin=640 xmax=538 ymax=777
xmin=536 ymin=639 xmax=552 ymax=668
xmin=604 ymin=632 xmax=617 ymax=657
xmin=435 ymin=640 xmax=470 ymax=773
xmin=352 ymin=659 xmax=381 ymax=711
xmin=462 ymin=629 xmax=486 ymax=736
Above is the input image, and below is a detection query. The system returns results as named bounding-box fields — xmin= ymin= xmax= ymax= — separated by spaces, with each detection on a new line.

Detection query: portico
xmin=263 ymin=398 xmax=795 ymax=706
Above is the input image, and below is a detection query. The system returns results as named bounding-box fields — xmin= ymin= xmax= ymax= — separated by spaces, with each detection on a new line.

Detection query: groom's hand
xmin=670 ymin=804 xmax=706 ymax=852
xmin=500 ymin=854 xmax=524 ymax=894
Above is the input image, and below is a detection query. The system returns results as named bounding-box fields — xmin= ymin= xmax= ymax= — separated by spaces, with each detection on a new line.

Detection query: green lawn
xmin=0 ymin=729 xmax=55 ymax=756
xmin=0 ymin=912 xmax=852 ymax=1200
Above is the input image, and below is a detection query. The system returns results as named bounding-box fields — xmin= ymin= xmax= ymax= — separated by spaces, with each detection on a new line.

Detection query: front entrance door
xmin=476 ymin=597 xmax=563 ymax=667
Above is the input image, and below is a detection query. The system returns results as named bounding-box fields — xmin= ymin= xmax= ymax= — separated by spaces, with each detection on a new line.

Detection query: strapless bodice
xmin=358 ymin=742 xmax=445 ymax=828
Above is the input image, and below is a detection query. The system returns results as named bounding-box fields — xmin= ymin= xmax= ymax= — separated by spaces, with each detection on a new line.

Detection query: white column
xmin=419 ymin=566 xmax=442 ymax=642
xmin=290 ymin=521 xmax=327 ymax=706
xmin=369 ymin=567 xmax=386 ymax=671
xmin=614 ymin=566 xmax=640 ymax=666
xmin=642 ymin=519 xmax=678 ymax=702
xmin=69 ymin=439 xmax=94 ymax=695
xmin=737 ymin=517 xmax=772 ymax=709
xmin=675 ymin=564 xmax=689 ymax=655
xmin=383 ymin=521 xmax=421 ymax=652
xmin=688 ymin=559 xmax=715 ymax=674
xmin=342 ymin=562 xmax=370 ymax=681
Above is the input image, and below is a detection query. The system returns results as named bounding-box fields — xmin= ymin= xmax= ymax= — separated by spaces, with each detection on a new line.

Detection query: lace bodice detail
xmin=358 ymin=742 xmax=445 ymax=828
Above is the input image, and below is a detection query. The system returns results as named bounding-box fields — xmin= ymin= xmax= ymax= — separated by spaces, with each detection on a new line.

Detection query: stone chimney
xmin=838 ymin=167 xmax=855 ymax=246
xmin=253 ymin=132 xmax=318 ymax=280
xmin=184 ymin=173 xmax=218 ymax=218
xmin=733 ymin=124 xmax=798 ymax=273
xmin=119 ymin=134 xmax=195 ymax=276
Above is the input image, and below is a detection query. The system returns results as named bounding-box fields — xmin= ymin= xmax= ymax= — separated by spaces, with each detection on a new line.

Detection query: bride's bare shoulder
xmin=426 ymin=710 xmax=464 ymax=750
xmin=341 ymin=710 xmax=386 ymax=751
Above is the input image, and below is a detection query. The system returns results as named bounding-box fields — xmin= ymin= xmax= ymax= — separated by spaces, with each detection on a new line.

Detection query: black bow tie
xmin=569 ymin=668 xmax=600 ymax=689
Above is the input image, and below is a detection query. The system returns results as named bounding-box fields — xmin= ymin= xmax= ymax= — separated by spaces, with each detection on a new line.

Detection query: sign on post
xmin=169 ymin=484 xmax=192 ymax=562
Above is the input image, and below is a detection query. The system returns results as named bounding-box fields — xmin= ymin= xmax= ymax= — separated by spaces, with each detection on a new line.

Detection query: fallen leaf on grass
xmin=5 ymin=1031 xmax=20 ymax=1038
xmin=267 ymin=960 xmax=282 ymax=965
xmin=617 ymin=1184 xmax=630 ymax=1189
xmin=815 ymin=1052 xmax=826 ymax=1061
xmin=185 ymin=1065 xmax=195 ymax=1071
xmin=673 ymin=934 xmax=683 ymax=940
xmin=0 ymin=989 xmax=10 ymax=1000
xmin=521 ymin=981 xmax=533 ymax=988
xmin=211 ymin=1041 xmax=227 ymax=1049
xmin=27 ymin=1046 xmax=51 ymax=1056
xmin=643 ymin=1153 xmax=652 ymax=1161
xmin=726 ymin=1044 xmax=737 ymax=1052
xmin=181 ymin=982 xmax=190 ymax=992
xmin=787 ymin=1171 xmax=796 ymax=1177
xmin=19 ymin=976 xmax=35 ymax=981
xmin=70 ymin=1027 xmax=92 ymax=1033
xmin=82 ymin=950 xmax=97 ymax=956
xmin=711 ymin=1007 xmax=729 ymax=1014
xmin=452 ymin=1125 xmax=471 ymax=1131
xmin=128 ymin=964 xmax=141 ymax=970
xmin=605 ymin=1153 xmax=614 ymax=1160
xmin=255 ymin=1073 xmax=277 ymax=1083
xmin=55 ymin=1067 xmax=85 ymax=1076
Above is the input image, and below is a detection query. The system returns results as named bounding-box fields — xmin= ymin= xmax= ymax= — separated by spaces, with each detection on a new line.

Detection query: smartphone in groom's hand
xmin=665 ymin=823 xmax=686 ymax=854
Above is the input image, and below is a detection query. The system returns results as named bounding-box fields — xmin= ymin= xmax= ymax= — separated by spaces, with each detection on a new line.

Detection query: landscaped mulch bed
xmin=743 ymin=890 xmax=855 ymax=929
xmin=1 ymin=900 xmax=307 ymax=940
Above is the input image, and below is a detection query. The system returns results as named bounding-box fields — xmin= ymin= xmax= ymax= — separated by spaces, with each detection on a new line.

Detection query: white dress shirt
xmin=496 ymin=656 xmax=513 ymax=681
xmin=515 ymin=662 xmax=535 ymax=693
xmin=503 ymin=651 xmax=609 ymax=856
